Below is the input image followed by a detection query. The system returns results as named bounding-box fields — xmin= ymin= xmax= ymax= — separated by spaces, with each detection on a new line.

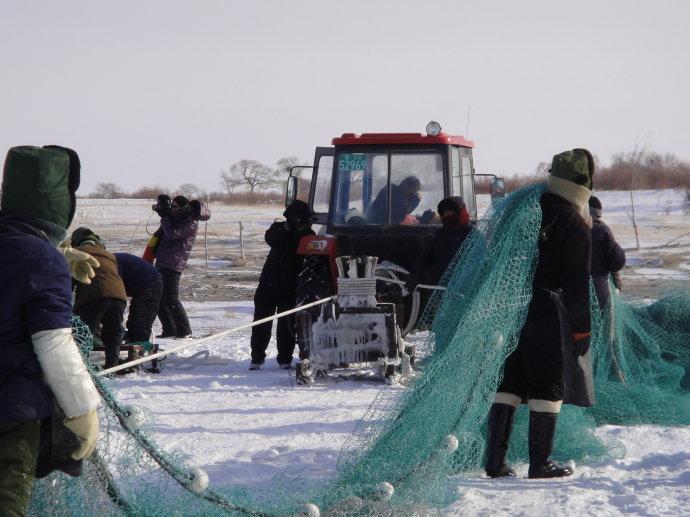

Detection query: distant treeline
xmin=86 ymin=151 xmax=690 ymax=202
xmin=478 ymin=151 xmax=690 ymax=194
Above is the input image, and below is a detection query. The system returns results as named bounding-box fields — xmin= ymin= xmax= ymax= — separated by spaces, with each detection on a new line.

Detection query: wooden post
xmin=239 ymin=221 xmax=246 ymax=265
xmin=204 ymin=220 xmax=209 ymax=269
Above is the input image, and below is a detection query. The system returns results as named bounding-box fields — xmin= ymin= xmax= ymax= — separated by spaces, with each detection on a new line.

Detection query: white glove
xmin=32 ymin=328 xmax=101 ymax=418
xmin=59 ymin=246 xmax=100 ymax=284
xmin=64 ymin=411 xmax=100 ymax=460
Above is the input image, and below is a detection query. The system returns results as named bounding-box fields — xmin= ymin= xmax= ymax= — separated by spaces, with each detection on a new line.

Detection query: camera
xmin=152 ymin=194 xmax=172 ymax=216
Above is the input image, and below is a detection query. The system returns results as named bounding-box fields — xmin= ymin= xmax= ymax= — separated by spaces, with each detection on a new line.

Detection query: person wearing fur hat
xmin=71 ymin=228 xmax=128 ymax=370
xmin=150 ymin=194 xmax=210 ymax=339
xmin=0 ymin=146 xmax=101 ymax=515
xmin=589 ymin=196 xmax=626 ymax=309
xmin=407 ymin=196 xmax=475 ymax=290
xmin=249 ymin=200 xmax=315 ymax=370
xmin=485 ymin=149 xmax=595 ymax=480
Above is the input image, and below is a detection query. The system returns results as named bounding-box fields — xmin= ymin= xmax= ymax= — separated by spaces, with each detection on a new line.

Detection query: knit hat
xmin=437 ymin=196 xmax=466 ymax=214
xmin=437 ymin=196 xmax=470 ymax=228
xmin=589 ymin=196 xmax=603 ymax=219
xmin=71 ymin=227 xmax=103 ymax=248
xmin=550 ymin=148 xmax=594 ymax=189
xmin=283 ymin=199 xmax=313 ymax=226
xmin=172 ymin=195 xmax=189 ymax=208
xmin=1 ymin=145 xmax=81 ymax=229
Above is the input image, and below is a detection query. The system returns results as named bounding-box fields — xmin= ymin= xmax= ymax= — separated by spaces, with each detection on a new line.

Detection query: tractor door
xmin=309 ymin=147 xmax=335 ymax=225
xmin=450 ymin=146 xmax=478 ymax=220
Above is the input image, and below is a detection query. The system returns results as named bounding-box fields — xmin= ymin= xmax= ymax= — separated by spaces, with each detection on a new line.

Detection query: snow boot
xmin=528 ymin=411 xmax=573 ymax=478
xmin=248 ymin=362 xmax=264 ymax=371
xmin=484 ymin=403 xmax=517 ymax=478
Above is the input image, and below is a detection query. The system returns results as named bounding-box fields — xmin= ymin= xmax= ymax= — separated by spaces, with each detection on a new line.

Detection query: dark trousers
xmin=157 ymin=268 xmax=191 ymax=337
xmin=497 ymin=316 xmax=564 ymax=402
xmin=126 ymin=277 xmax=163 ymax=342
xmin=0 ymin=420 xmax=41 ymax=517
xmin=75 ymin=298 xmax=126 ymax=369
xmin=250 ymin=285 xmax=296 ymax=365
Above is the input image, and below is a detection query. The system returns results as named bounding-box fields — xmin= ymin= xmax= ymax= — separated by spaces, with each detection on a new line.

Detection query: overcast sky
xmin=1 ymin=1 xmax=688 ymax=194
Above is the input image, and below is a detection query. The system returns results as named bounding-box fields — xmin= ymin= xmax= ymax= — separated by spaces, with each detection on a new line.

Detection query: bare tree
xmin=219 ymin=169 xmax=242 ymax=194
xmin=177 ymin=183 xmax=201 ymax=198
xmin=275 ymin=156 xmax=303 ymax=178
xmin=94 ymin=182 xmax=125 ymax=199
xmin=220 ymin=159 xmax=277 ymax=193
xmin=626 ymin=137 xmax=648 ymax=250
xmin=534 ymin=161 xmax=550 ymax=176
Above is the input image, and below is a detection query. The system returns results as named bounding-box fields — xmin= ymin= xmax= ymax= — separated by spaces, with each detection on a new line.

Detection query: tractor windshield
xmin=332 ymin=151 xmax=445 ymax=226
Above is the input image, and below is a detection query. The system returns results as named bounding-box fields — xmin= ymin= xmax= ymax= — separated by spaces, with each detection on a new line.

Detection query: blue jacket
xmin=0 ymin=221 xmax=72 ymax=422
xmin=115 ymin=252 xmax=161 ymax=297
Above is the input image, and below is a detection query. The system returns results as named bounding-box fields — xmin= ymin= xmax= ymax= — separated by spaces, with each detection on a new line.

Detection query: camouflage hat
xmin=550 ymin=148 xmax=594 ymax=190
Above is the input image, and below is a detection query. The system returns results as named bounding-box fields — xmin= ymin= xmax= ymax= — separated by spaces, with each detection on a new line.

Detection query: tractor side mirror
xmin=285 ymin=176 xmax=298 ymax=208
xmin=490 ymin=177 xmax=505 ymax=200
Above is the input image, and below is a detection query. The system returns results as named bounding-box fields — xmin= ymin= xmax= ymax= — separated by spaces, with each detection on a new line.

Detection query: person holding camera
xmin=150 ymin=194 xmax=210 ymax=339
xmin=249 ymin=200 xmax=315 ymax=370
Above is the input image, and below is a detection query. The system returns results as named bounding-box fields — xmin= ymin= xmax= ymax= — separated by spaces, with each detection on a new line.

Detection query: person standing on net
xmin=0 ymin=146 xmax=101 ymax=516
xmin=589 ymin=196 xmax=626 ymax=309
xmin=249 ymin=200 xmax=315 ymax=370
xmin=485 ymin=149 xmax=595 ymax=479
xmin=151 ymin=195 xmax=210 ymax=339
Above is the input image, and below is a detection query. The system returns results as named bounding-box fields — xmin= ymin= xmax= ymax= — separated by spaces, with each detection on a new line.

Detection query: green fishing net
xmin=28 ymin=184 xmax=689 ymax=516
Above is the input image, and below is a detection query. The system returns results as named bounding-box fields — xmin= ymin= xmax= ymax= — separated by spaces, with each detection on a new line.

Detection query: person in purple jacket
xmin=115 ymin=252 xmax=163 ymax=343
xmin=152 ymin=195 xmax=210 ymax=339
xmin=589 ymin=196 xmax=626 ymax=309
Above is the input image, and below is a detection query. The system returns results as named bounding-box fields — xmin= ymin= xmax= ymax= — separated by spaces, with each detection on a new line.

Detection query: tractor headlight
xmin=426 ymin=121 xmax=442 ymax=136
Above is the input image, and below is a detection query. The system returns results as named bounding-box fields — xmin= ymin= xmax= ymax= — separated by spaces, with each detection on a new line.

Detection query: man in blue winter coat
xmin=115 ymin=252 xmax=163 ymax=343
xmin=0 ymin=146 xmax=101 ymax=515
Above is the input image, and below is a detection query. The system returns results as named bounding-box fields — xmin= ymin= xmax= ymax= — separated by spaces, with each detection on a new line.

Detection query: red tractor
xmin=286 ymin=122 xmax=504 ymax=383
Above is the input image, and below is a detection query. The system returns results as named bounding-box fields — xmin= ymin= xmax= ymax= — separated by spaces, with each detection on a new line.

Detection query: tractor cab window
xmin=389 ymin=153 xmax=444 ymax=225
xmin=333 ymin=152 xmax=387 ymax=225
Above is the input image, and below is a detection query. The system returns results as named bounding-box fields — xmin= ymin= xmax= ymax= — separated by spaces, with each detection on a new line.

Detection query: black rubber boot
xmin=528 ymin=411 xmax=574 ymax=479
xmin=484 ymin=403 xmax=517 ymax=478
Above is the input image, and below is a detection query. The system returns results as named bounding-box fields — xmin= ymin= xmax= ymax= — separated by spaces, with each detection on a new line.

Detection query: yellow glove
xmin=60 ymin=247 xmax=100 ymax=284
xmin=64 ymin=411 xmax=100 ymax=460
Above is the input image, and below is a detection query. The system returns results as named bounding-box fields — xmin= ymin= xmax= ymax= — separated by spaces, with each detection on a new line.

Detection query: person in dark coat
xmin=366 ymin=175 xmax=421 ymax=224
xmin=0 ymin=146 xmax=100 ymax=515
xmin=589 ymin=196 xmax=626 ymax=309
xmin=115 ymin=252 xmax=163 ymax=343
xmin=407 ymin=196 xmax=474 ymax=289
xmin=71 ymin=228 xmax=128 ymax=370
xmin=485 ymin=148 xmax=595 ymax=480
xmin=249 ymin=200 xmax=315 ymax=370
xmin=152 ymin=195 xmax=211 ymax=339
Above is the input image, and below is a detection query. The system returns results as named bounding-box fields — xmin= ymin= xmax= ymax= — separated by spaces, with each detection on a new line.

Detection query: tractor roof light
xmin=426 ymin=121 xmax=442 ymax=136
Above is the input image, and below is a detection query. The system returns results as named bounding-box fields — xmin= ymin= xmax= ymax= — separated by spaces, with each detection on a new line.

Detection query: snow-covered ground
xmin=78 ymin=189 xmax=689 ymax=516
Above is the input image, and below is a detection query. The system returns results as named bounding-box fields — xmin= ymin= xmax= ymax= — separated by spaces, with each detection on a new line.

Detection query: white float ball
xmin=375 ymin=481 xmax=394 ymax=501
xmin=443 ymin=434 xmax=459 ymax=453
xmin=122 ymin=405 xmax=145 ymax=430
xmin=189 ymin=468 xmax=209 ymax=493
xmin=300 ymin=503 xmax=320 ymax=517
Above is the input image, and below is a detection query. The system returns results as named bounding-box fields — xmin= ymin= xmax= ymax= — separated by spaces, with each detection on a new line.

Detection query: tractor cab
xmin=286 ymin=122 xmax=503 ymax=383
xmin=287 ymin=122 xmax=483 ymax=273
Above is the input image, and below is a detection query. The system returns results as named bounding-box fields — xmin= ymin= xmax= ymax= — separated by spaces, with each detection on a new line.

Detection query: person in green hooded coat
xmin=0 ymin=146 xmax=101 ymax=516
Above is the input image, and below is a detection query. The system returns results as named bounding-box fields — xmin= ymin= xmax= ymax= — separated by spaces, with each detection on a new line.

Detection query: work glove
xmin=63 ymin=411 xmax=100 ymax=460
xmin=60 ymin=246 xmax=100 ymax=284
xmin=572 ymin=332 xmax=591 ymax=357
